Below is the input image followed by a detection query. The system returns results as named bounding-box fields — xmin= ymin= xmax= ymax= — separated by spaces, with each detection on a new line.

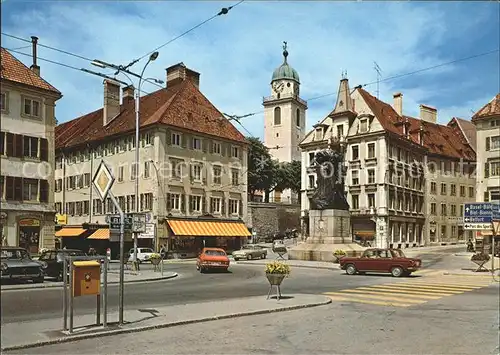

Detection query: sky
xmin=1 ymin=0 xmax=499 ymax=140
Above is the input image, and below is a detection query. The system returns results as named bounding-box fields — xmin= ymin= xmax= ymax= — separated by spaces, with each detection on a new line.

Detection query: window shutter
xmin=209 ymin=141 xmax=213 ymax=154
xmin=239 ymin=200 xmax=243 ymax=217
xmin=166 ymin=131 xmax=172 ymax=145
xmin=6 ymin=133 xmax=14 ymax=157
xmin=221 ymin=198 xmax=225 ymax=215
xmin=180 ymin=194 xmax=185 ymax=213
xmin=14 ymin=177 xmax=23 ymax=201
xmin=484 ymin=163 xmax=490 ymax=178
xmin=181 ymin=135 xmax=187 ymax=149
xmin=40 ymin=180 xmax=49 ymax=202
xmin=486 ymin=137 xmax=490 ymax=151
xmin=202 ymin=196 xmax=207 ymax=213
xmin=202 ymin=140 xmax=208 ymax=153
xmin=5 ymin=176 xmax=14 ymax=200
xmin=14 ymin=134 xmax=23 ymax=158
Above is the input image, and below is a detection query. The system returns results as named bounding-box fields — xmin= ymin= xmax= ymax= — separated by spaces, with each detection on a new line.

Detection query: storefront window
xmin=18 ymin=218 xmax=40 ymax=253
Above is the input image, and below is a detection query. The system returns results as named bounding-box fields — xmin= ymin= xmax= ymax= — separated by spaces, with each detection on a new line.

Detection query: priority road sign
xmin=464 ymin=203 xmax=493 ymax=223
xmin=92 ymin=160 xmax=115 ymax=201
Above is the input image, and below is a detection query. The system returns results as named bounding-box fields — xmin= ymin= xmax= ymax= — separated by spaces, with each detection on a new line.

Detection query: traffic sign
xmin=132 ymin=213 xmax=146 ymax=233
xmin=108 ymin=215 xmax=133 ymax=231
xmin=464 ymin=223 xmax=492 ymax=230
xmin=464 ymin=203 xmax=493 ymax=223
xmin=492 ymin=203 xmax=500 ymax=220
xmin=92 ymin=160 xmax=115 ymax=201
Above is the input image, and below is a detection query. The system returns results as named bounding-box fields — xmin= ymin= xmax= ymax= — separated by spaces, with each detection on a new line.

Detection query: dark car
xmin=339 ymin=248 xmax=422 ymax=277
xmin=0 ymin=247 xmax=44 ymax=283
xmin=39 ymin=249 xmax=86 ymax=281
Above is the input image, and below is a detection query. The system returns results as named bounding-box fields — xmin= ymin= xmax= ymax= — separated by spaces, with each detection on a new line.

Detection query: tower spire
xmin=282 ymin=41 xmax=288 ymax=63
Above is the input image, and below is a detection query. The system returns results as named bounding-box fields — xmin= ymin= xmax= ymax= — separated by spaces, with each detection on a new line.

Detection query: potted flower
xmin=149 ymin=253 xmax=162 ymax=271
xmin=332 ymin=249 xmax=347 ymax=263
xmin=265 ymin=261 xmax=291 ymax=286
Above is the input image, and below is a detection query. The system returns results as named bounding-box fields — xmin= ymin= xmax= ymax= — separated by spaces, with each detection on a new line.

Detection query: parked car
xmin=196 ymin=247 xmax=230 ymax=273
xmin=339 ymin=248 xmax=422 ymax=277
xmin=232 ymin=245 xmax=267 ymax=260
xmin=0 ymin=247 xmax=44 ymax=283
xmin=127 ymin=248 xmax=155 ymax=263
xmin=38 ymin=249 xmax=86 ymax=281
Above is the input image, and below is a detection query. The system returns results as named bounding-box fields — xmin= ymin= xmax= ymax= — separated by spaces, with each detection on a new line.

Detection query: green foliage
xmin=333 ymin=249 xmax=347 ymax=256
xmin=149 ymin=253 xmax=161 ymax=260
xmin=265 ymin=261 xmax=291 ymax=275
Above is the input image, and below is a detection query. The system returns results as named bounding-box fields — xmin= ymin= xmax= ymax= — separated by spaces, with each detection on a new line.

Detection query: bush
xmin=471 ymin=252 xmax=490 ymax=262
xmin=333 ymin=249 xmax=347 ymax=256
xmin=265 ymin=261 xmax=291 ymax=275
xmin=149 ymin=253 xmax=161 ymax=260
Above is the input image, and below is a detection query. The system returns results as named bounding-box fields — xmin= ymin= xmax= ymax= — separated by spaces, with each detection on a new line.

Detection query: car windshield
xmin=141 ymin=249 xmax=154 ymax=253
xmin=392 ymin=249 xmax=406 ymax=258
xmin=205 ymin=250 xmax=226 ymax=256
xmin=0 ymin=249 xmax=30 ymax=260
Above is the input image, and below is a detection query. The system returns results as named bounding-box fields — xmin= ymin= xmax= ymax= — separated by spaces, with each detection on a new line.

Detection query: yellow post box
xmin=72 ymin=261 xmax=101 ymax=297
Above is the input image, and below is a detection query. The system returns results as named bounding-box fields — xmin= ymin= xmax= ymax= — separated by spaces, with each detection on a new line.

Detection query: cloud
xmin=1 ymin=1 xmax=498 ymax=140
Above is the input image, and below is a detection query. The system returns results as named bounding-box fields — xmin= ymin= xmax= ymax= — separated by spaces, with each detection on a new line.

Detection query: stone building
xmin=0 ymin=42 xmax=62 ymax=252
xmin=54 ymin=63 xmax=250 ymax=257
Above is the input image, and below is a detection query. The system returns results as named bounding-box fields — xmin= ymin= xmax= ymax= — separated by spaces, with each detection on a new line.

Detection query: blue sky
xmin=1 ymin=1 xmax=499 ymax=139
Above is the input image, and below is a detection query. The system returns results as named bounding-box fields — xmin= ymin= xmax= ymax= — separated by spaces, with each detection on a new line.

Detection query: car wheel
xmin=391 ymin=266 xmax=404 ymax=277
xmin=196 ymin=264 xmax=200 ymax=270
xmin=247 ymin=254 xmax=252 ymax=260
xmin=345 ymin=264 xmax=357 ymax=275
xmin=261 ymin=254 xmax=266 ymax=259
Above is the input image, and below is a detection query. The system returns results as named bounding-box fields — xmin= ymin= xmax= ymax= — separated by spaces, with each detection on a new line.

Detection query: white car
xmin=128 ymin=248 xmax=155 ymax=263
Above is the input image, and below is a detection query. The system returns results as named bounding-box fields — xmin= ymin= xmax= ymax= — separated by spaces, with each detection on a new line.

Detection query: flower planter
xmin=151 ymin=258 xmax=161 ymax=265
xmin=332 ymin=255 xmax=345 ymax=264
xmin=266 ymin=273 xmax=286 ymax=286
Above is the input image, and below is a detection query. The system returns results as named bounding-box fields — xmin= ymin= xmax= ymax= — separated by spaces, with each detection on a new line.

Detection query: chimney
xmin=393 ymin=92 xmax=403 ymax=115
xmin=166 ymin=62 xmax=200 ymax=89
xmin=103 ymin=79 xmax=121 ymax=126
xmin=419 ymin=104 xmax=437 ymax=123
xmin=122 ymin=85 xmax=135 ymax=104
xmin=30 ymin=36 xmax=40 ymax=76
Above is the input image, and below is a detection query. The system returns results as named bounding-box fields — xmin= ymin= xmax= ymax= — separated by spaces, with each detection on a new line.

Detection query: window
xmin=84 ymin=173 xmax=90 ymax=187
xmin=431 ymin=203 xmax=436 ymax=215
xmin=140 ymin=193 xmax=153 ymax=211
xmin=23 ymin=98 xmax=41 ymax=117
xmin=359 ymin=119 xmax=368 ymax=133
xmin=191 ymin=164 xmax=202 ymax=181
xmin=274 ymin=107 xmax=281 ymax=125
xmin=351 ymin=146 xmax=359 ymax=160
xmin=23 ymin=136 xmax=38 ymax=158
xmin=212 ymin=142 xmax=221 ymax=155
xmin=131 ymin=163 xmax=137 ymax=180
xmin=141 ymin=132 xmax=153 ymax=147
xmin=170 ymin=159 xmax=183 ymax=179
xmin=190 ymin=195 xmax=203 ymax=213
xmin=351 ymin=195 xmax=359 ymax=209
xmin=337 ymin=125 xmax=344 ymax=139
xmin=460 ymin=185 xmax=466 ymax=197
xmin=118 ymin=166 xmax=124 ymax=182
xmin=352 ymin=170 xmax=359 ymax=185
xmin=0 ymin=92 xmax=7 ymax=111
xmin=172 ymin=132 xmax=181 ymax=146
xmin=213 ymin=166 xmax=222 ymax=184
xmin=144 ymin=161 xmax=150 ymax=179
xmin=451 ymin=225 xmax=457 ymax=237
xmin=231 ymin=169 xmax=239 ymax=186
xmin=315 ymin=127 xmax=323 ymax=140
xmin=93 ymin=199 xmax=103 ymax=215
xmin=451 ymin=204 xmax=457 ymax=216
xmin=430 ymin=182 xmax=436 ymax=194
xmin=441 ymin=204 xmax=447 ymax=216
xmin=192 ymin=137 xmax=202 ymax=150
xmin=77 ymin=175 xmax=84 ymax=189
xmin=491 ymin=191 xmax=500 ymax=202
xmin=486 ymin=136 xmax=500 ymax=150
xmin=490 ymin=161 xmax=500 ymax=176
xmin=23 ymin=179 xmax=38 ymax=201
xmin=308 ymin=175 xmax=315 ymax=189
xmin=367 ymin=143 xmax=375 ymax=159
xmin=167 ymin=193 xmax=181 ymax=211
xmin=0 ymin=176 xmax=4 ymax=199
xmin=367 ymin=169 xmax=375 ymax=184
xmin=441 ymin=225 xmax=447 ymax=239
xmin=309 ymin=152 xmax=315 ymax=166
xmin=368 ymin=194 xmax=375 ymax=208
xmin=440 ymin=183 xmax=447 ymax=195
xmin=229 ymin=199 xmax=239 ymax=215
xmin=296 ymin=108 xmax=300 ymax=127
xmin=468 ymin=187 xmax=474 ymax=198
xmin=55 ymin=179 xmax=62 ymax=192
xmin=211 ymin=197 xmax=222 ymax=214
xmin=231 ymin=146 xmax=240 ymax=158
xmin=450 ymin=184 xmax=456 ymax=196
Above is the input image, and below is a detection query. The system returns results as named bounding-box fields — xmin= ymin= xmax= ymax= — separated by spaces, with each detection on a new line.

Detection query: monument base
xmin=288 ymin=242 xmax=365 ymax=262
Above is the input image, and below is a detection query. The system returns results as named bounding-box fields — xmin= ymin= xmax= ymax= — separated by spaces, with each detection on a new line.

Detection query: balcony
xmin=263 ymin=93 xmax=308 ymax=107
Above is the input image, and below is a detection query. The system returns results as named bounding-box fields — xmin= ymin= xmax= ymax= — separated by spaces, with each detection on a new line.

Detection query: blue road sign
xmin=492 ymin=203 xmax=500 ymax=220
xmin=464 ymin=203 xmax=492 ymax=223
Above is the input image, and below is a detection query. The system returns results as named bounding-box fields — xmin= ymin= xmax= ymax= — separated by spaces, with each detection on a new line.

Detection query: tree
xmin=247 ymin=137 xmax=273 ymax=200
xmin=284 ymin=160 xmax=301 ymax=194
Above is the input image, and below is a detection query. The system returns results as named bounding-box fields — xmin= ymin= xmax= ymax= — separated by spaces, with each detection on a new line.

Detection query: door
xmin=40 ymin=251 xmax=57 ymax=277
xmin=356 ymin=249 xmax=377 ymax=271
xmin=372 ymin=249 xmax=391 ymax=272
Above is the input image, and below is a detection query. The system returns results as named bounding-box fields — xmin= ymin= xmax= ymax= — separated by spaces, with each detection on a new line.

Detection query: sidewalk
xmin=0 ymin=294 xmax=331 ymax=351
xmin=0 ymin=270 xmax=178 ymax=291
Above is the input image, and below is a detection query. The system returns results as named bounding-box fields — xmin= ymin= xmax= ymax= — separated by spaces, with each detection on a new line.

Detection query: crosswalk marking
xmin=323 ymin=275 xmax=493 ymax=308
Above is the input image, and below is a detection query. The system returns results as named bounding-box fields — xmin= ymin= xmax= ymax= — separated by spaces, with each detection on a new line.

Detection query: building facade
xmin=262 ymin=43 xmax=307 ymax=204
xmin=0 ymin=42 xmax=62 ymax=252
xmin=300 ymin=77 xmax=476 ymax=248
xmin=54 ymin=63 xmax=249 ymax=257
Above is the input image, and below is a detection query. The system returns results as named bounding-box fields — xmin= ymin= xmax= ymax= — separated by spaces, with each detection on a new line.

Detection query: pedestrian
xmin=160 ymin=244 xmax=166 ymax=259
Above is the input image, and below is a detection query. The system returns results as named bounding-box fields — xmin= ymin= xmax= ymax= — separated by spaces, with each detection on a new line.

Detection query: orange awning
xmin=167 ymin=220 xmax=251 ymax=237
xmin=55 ymin=227 xmax=87 ymax=238
xmin=87 ymin=228 xmax=110 ymax=240
xmin=354 ymin=231 xmax=375 ymax=239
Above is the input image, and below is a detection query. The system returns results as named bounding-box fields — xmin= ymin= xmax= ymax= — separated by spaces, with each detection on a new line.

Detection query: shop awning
xmin=87 ymin=228 xmax=110 ymax=240
xmin=354 ymin=231 xmax=375 ymax=239
xmin=167 ymin=220 xmax=251 ymax=237
xmin=55 ymin=227 xmax=87 ymax=238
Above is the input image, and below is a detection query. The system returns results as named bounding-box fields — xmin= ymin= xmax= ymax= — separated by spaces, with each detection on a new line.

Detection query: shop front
xmin=165 ymin=217 xmax=251 ymax=258
xmin=351 ymin=218 xmax=376 ymax=246
xmin=18 ymin=218 xmax=42 ymax=254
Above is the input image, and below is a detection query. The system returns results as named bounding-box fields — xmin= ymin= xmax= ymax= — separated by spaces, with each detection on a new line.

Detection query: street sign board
xmin=464 ymin=223 xmax=492 ymax=230
xmin=92 ymin=160 xmax=115 ymax=201
xmin=492 ymin=203 xmax=500 ymax=220
xmin=464 ymin=203 xmax=492 ymax=223
xmin=132 ymin=213 xmax=146 ymax=233
xmin=109 ymin=215 xmax=133 ymax=231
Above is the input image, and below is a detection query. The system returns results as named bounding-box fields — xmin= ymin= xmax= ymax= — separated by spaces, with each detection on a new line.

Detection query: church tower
xmin=263 ymin=42 xmax=307 ymax=203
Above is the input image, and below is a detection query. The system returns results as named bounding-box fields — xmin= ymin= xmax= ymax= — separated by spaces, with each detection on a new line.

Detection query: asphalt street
xmin=0 ymin=248 xmax=464 ymax=324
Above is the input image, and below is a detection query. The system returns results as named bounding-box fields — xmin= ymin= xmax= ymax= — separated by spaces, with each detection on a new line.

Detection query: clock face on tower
xmin=272 ymin=82 xmax=284 ymax=94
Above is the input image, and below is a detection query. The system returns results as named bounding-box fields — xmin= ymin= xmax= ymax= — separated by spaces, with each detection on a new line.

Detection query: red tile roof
xmin=55 ymin=79 xmax=247 ymax=150
xmin=357 ymin=88 xmax=475 ymax=161
xmin=472 ymin=93 xmax=500 ymax=121
xmin=0 ymin=47 xmax=61 ymax=95
xmin=447 ymin=117 xmax=477 ymax=152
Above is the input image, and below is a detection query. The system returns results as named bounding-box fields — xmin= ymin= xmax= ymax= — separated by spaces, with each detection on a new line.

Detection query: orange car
xmin=196 ymin=247 xmax=230 ymax=273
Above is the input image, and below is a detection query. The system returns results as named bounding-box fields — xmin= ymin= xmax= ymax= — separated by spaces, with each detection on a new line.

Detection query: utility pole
xmin=374 ymin=61 xmax=383 ymax=99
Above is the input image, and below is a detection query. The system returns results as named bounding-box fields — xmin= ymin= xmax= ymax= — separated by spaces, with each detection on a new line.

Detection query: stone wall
xmin=247 ymin=202 xmax=300 ymax=238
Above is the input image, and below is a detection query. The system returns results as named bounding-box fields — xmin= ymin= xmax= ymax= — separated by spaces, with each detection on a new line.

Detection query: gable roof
xmin=447 ymin=117 xmax=477 ymax=152
xmin=0 ymin=47 xmax=61 ymax=95
xmin=55 ymin=79 xmax=246 ymax=150
xmin=472 ymin=93 xmax=500 ymax=121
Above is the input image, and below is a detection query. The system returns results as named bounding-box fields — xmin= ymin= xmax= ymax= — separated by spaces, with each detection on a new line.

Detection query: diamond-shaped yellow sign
xmin=92 ymin=160 xmax=115 ymax=201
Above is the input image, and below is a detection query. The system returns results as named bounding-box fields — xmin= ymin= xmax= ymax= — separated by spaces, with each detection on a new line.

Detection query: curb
xmin=443 ymin=272 xmax=493 ymax=278
xmin=0 ymin=296 xmax=332 ymax=352
xmin=0 ymin=273 xmax=178 ymax=291
xmin=236 ymin=261 xmax=340 ymax=271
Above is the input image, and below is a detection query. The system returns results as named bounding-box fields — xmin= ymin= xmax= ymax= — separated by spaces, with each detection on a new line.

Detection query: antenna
xmin=374 ymin=61 xmax=383 ymax=98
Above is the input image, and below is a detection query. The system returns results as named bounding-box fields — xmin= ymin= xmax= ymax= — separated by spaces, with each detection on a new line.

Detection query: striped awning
xmin=87 ymin=228 xmax=110 ymax=240
xmin=167 ymin=220 xmax=251 ymax=237
xmin=55 ymin=227 xmax=87 ymax=238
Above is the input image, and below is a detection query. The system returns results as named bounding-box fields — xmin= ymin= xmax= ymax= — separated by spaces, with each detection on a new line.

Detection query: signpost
xmin=464 ymin=203 xmax=494 ymax=230
xmin=92 ymin=160 xmax=125 ymax=325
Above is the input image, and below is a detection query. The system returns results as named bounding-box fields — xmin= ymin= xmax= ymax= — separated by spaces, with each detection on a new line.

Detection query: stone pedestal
xmin=288 ymin=209 xmax=365 ymax=262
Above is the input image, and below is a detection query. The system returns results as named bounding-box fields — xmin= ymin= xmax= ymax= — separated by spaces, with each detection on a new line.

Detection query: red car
xmin=339 ymin=248 xmax=422 ymax=277
xmin=196 ymin=247 xmax=230 ymax=273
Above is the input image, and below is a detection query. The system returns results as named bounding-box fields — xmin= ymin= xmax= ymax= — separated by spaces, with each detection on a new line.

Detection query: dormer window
xmin=274 ymin=107 xmax=281 ymax=125
xmin=315 ymin=127 xmax=323 ymax=140
xmin=360 ymin=119 xmax=368 ymax=133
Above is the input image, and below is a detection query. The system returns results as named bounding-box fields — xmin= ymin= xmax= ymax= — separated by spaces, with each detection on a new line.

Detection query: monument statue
xmin=310 ymin=148 xmax=349 ymax=211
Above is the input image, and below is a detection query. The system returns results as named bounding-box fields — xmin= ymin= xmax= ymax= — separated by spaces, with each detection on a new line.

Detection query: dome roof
xmin=271 ymin=42 xmax=300 ymax=83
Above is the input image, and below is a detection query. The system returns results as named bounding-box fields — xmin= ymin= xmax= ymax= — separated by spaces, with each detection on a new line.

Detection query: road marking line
xmin=384 ymin=284 xmax=464 ymax=293
xmin=366 ymin=285 xmax=457 ymax=296
xmin=414 ymin=269 xmax=444 ymax=275
xmin=394 ymin=283 xmax=480 ymax=291
xmin=406 ymin=281 xmax=490 ymax=288
xmin=324 ymin=291 xmax=426 ymax=304
xmin=410 ymin=278 xmax=492 ymax=286
xmin=325 ymin=295 xmax=413 ymax=307
xmin=339 ymin=289 xmax=441 ymax=300
xmin=355 ymin=287 xmax=446 ymax=298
